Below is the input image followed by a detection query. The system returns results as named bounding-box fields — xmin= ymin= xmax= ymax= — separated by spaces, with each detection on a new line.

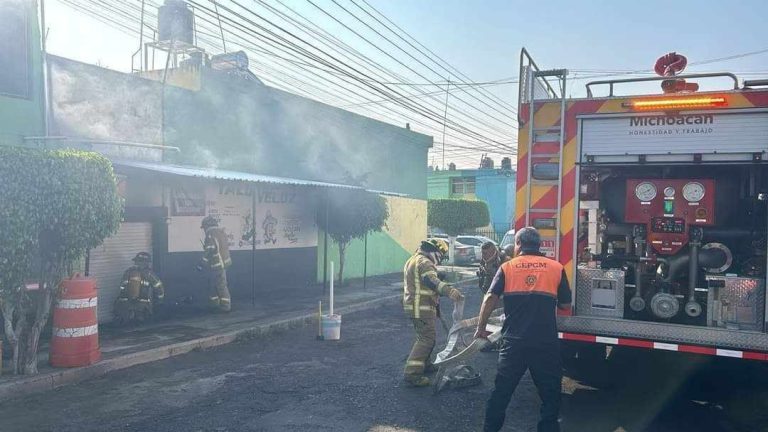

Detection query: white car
xmin=455 ymin=235 xmax=496 ymax=261
xmin=499 ymin=230 xmax=516 ymax=250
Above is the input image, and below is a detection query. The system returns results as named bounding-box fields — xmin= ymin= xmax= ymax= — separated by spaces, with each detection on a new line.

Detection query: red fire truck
xmin=515 ymin=49 xmax=768 ymax=361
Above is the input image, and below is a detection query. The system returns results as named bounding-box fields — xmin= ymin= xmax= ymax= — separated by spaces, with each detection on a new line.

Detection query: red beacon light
xmin=654 ymin=52 xmax=701 ymax=94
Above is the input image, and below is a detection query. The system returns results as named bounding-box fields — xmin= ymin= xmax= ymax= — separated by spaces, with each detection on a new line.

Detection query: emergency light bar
xmin=624 ymin=96 xmax=728 ymax=111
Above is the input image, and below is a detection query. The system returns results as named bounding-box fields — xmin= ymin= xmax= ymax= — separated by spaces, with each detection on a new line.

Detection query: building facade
xmin=1 ymin=1 xmax=431 ymax=320
xmin=0 ymin=0 xmax=44 ymax=145
xmin=427 ymin=165 xmax=516 ymax=234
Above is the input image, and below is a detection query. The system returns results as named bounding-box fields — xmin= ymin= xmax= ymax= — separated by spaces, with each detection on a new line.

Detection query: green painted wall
xmin=316 ymin=195 xmax=427 ymax=281
xmin=317 ymin=229 xmax=411 ymax=282
xmin=0 ymin=1 xmax=44 ymax=146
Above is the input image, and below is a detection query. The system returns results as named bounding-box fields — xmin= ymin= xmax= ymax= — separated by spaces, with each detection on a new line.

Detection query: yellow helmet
xmin=422 ymin=238 xmax=449 ymax=255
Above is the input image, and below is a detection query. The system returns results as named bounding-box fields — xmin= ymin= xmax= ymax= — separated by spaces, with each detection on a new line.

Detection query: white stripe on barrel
xmin=52 ymin=324 xmax=99 ymax=338
xmin=57 ymin=297 xmax=98 ymax=309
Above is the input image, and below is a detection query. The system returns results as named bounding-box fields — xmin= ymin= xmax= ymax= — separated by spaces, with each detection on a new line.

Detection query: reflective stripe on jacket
xmin=403 ymin=252 xmax=451 ymax=319
xmin=203 ymin=227 xmax=232 ymax=269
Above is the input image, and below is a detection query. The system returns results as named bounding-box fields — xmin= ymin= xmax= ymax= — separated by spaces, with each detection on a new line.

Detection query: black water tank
xmin=158 ymin=0 xmax=194 ymax=45
xmin=481 ymin=157 xmax=494 ymax=169
xmin=501 ymin=157 xmax=512 ymax=170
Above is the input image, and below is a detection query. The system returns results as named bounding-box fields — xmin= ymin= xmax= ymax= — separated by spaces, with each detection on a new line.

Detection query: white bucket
xmin=321 ymin=314 xmax=342 ymax=340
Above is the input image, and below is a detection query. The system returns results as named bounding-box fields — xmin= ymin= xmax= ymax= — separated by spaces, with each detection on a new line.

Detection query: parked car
xmin=428 ymin=237 xmax=475 ymax=265
xmin=451 ymin=243 xmax=476 ymax=266
xmin=499 ymin=229 xmax=515 ymax=250
xmin=456 ymin=235 xmax=491 ymax=261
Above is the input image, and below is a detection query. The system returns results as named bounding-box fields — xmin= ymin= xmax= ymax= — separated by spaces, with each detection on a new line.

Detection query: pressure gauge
xmin=663 ymin=186 xmax=675 ymax=198
xmin=635 ymin=182 xmax=657 ymax=201
xmin=683 ymin=182 xmax=705 ymax=202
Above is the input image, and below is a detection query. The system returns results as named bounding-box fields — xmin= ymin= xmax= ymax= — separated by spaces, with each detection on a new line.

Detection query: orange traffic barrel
xmin=50 ymin=274 xmax=101 ymax=367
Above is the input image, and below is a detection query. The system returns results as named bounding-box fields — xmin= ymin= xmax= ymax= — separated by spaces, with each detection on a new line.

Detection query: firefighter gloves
xmin=449 ymin=288 xmax=464 ymax=302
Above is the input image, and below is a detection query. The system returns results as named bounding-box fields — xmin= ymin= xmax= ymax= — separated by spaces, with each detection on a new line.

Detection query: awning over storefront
xmin=111 ymin=159 xmax=409 ymax=305
xmin=112 ymin=160 xmax=363 ymax=190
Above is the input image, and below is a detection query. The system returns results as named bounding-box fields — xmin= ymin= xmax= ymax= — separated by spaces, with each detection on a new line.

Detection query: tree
xmin=0 ymin=147 xmax=123 ymax=374
xmin=428 ymin=199 xmax=490 ymax=263
xmin=317 ymin=189 xmax=389 ymax=286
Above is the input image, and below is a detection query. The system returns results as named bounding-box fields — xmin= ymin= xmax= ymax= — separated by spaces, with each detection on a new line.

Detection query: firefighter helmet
xmin=422 ymin=238 xmax=449 ymax=255
xmin=201 ymin=216 xmax=219 ymax=229
xmin=132 ymin=252 xmax=151 ymax=264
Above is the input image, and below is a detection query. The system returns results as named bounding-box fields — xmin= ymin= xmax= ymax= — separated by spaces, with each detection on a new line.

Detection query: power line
xmin=302 ymin=0 xmax=516 ymax=140
xmin=357 ymin=0 xmax=518 ymax=114
xmin=209 ymin=0 xmax=516 ymax=150
xmin=335 ymin=0 xmax=517 ymax=121
xmin=60 ymin=0 xmax=520 ymax=155
xmin=78 ymin=0 xmax=516 ymax=157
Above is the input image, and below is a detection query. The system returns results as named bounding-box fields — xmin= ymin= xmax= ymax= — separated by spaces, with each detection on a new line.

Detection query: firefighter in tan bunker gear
xmin=114 ymin=252 xmax=165 ymax=324
xmin=196 ymin=216 xmax=233 ymax=312
xmin=403 ymin=238 xmax=464 ymax=387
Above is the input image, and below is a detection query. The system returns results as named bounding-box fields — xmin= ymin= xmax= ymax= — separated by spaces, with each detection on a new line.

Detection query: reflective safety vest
xmin=203 ymin=227 xmax=232 ymax=270
xmin=501 ymin=254 xmax=563 ymax=298
xmin=403 ymin=252 xmax=451 ymax=319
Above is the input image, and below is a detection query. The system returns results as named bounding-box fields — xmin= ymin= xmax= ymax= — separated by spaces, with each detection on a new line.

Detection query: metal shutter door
xmin=89 ymin=223 xmax=153 ymax=323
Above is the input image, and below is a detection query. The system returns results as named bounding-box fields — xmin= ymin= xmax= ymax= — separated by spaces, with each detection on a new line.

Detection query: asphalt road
xmin=2 ymin=283 xmax=768 ymax=432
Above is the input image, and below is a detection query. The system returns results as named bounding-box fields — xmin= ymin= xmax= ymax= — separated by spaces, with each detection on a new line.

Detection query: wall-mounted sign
xmin=168 ymin=182 xmax=318 ymax=253
xmin=581 ymin=112 xmax=768 ymax=156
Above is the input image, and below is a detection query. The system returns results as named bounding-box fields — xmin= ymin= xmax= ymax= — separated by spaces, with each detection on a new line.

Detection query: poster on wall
xmin=171 ymin=187 xmax=206 ymax=216
xmin=168 ymin=182 xmax=318 ymax=253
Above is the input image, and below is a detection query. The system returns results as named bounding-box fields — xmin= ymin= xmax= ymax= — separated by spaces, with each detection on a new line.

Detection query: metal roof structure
xmin=112 ymin=160 xmax=369 ymax=191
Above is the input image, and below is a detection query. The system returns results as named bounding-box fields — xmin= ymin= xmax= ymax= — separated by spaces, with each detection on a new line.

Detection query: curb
xmin=0 ymin=293 xmax=403 ymax=403
xmin=0 ymin=276 xmax=478 ymax=402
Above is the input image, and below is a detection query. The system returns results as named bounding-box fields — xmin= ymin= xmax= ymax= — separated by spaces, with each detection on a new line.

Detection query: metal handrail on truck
xmin=585 ymin=72 xmax=740 ymax=97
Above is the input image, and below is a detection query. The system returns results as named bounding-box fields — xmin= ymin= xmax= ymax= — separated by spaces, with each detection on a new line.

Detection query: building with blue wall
xmin=427 ymin=165 xmax=516 ymax=234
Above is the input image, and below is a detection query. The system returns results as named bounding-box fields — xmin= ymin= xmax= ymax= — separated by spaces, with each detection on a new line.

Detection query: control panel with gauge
xmin=624 ymin=179 xmax=716 ymax=255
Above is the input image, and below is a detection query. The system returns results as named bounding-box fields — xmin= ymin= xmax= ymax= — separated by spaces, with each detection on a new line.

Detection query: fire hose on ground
xmin=432 ymin=295 xmax=505 ymax=393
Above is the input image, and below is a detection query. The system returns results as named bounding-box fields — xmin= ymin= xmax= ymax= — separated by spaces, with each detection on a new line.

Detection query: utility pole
xmin=441 ymin=77 xmax=451 ymax=169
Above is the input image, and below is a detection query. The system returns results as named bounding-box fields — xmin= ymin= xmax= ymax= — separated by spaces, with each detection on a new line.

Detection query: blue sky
xmin=44 ymin=0 xmax=768 ymax=166
xmin=366 ymin=0 xmax=768 ymax=93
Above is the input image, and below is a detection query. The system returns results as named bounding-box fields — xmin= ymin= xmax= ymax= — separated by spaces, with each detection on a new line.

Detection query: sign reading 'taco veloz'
xmin=580 ymin=112 xmax=768 ymax=156
xmin=168 ymin=182 xmax=318 ymax=253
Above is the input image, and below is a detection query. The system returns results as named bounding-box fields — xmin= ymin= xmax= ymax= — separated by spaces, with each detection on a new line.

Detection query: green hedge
xmin=428 ymin=199 xmax=490 ymax=236
xmin=0 ymin=147 xmax=123 ymax=297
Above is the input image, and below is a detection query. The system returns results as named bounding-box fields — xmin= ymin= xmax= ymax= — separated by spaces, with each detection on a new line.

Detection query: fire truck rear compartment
xmin=576 ymin=164 xmax=768 ymax=334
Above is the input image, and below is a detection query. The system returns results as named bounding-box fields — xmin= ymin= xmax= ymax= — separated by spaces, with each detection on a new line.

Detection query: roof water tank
xmin=158 ymin=0 xmax=194 ymax=45
xmin=501 ymin=157 xmax=512 ymax=170
xmin=481 ymin=157 xmax=494 ymax=169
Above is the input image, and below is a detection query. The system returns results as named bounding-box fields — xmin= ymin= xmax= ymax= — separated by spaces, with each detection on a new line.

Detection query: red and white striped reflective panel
xmin=558 ymin=332 xmax=768 ymax=361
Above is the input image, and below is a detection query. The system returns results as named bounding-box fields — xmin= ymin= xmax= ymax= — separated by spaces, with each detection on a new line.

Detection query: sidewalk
xmin=0 ymin=267 xmax=478 ymax=402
